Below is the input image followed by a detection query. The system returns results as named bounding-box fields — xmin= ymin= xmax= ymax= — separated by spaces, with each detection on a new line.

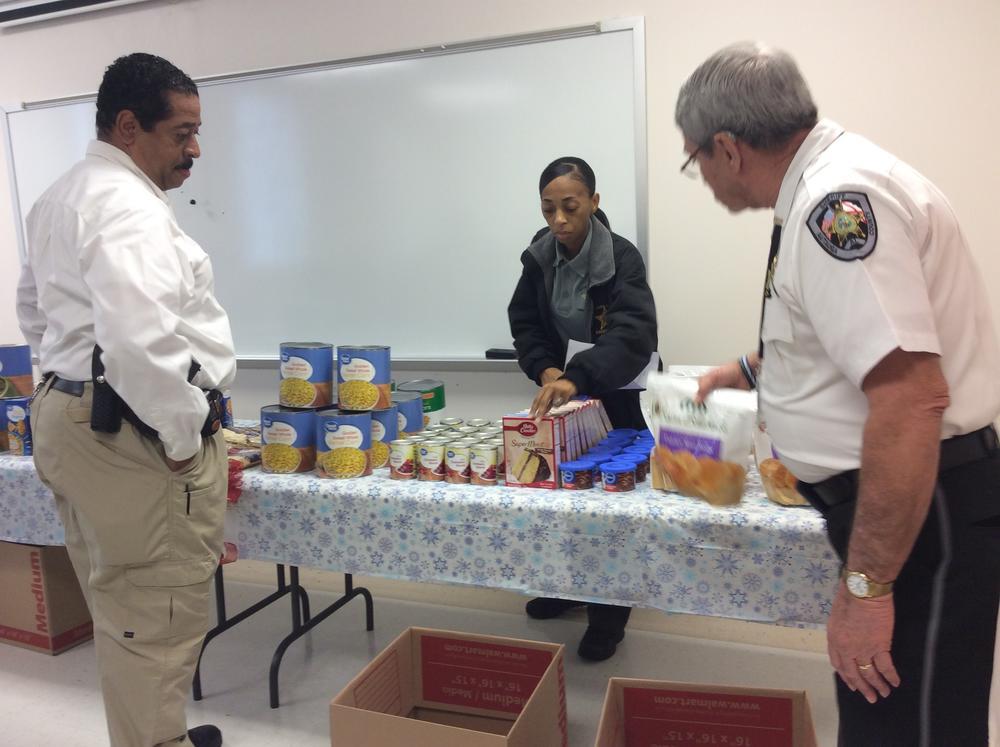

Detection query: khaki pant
xmin=32 ymin=381 xmax=226 ymax=747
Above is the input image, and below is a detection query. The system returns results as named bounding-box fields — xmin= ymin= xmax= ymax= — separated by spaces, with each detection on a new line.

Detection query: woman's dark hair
xmin=538 ymin=156 xmax=610 ymax=229
xmin=96 ymin=53 xmax=198 ymax=138
xmin=539 ymin=156 xmax=596 ymax=196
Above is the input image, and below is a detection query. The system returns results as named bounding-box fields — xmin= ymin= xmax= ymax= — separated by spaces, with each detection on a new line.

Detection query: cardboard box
xmin=331 ymin=627 xmax=568 ymax=747
xmin=595 ymin=678 xmax=817 ymax=747
xmin=0 ymin=542 xmax=93 ymax=654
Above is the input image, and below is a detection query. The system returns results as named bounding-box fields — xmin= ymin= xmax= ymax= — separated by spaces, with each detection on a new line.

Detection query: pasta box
xmin=330 ymin=627 xmax=568 ymax=747
xmin=594 ymin=677 xmax=817 ymax=747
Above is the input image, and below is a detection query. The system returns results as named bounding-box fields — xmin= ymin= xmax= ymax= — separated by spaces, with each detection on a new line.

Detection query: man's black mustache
xmin=178 ymin=160 xmax=194 ymax=170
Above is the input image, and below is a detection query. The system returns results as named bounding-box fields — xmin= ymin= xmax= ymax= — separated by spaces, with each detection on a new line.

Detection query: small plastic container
xmin=588 ymin=455 xmax=617 ymax=482
xmin=617 ymin=452 xmax=648 ymax=483
xmin=601 ymin=460 xmax=637 ymax=492
xmin=560 ymin=459 xmax=597 ymax=490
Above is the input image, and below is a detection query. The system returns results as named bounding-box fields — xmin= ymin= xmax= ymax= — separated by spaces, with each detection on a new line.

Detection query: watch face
xmin=846 ymin=573 xmax=869 ymax=597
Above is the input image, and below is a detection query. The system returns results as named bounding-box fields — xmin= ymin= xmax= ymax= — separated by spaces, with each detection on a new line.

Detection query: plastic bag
xmin=644 ymin=373 xmax=756 ymax=505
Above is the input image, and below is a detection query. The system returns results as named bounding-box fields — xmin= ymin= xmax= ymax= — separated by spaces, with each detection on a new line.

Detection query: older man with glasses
xmin=676 ymin=42 xmax=1000 ymax=746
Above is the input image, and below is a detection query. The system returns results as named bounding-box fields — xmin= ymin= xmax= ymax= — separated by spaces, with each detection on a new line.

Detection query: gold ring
xmin=857 ymin=663 xmax=873 ymax=670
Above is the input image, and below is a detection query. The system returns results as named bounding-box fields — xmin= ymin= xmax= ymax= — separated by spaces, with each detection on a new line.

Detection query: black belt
xmin=799 ymin=424 xmax=999 ymax=512
xmin=48 ymin=375 xmax=86 ymax=397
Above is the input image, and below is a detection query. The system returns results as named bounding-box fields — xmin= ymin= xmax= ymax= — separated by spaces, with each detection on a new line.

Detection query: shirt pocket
xmin=761 ymin=297 xmax=794 ymax=345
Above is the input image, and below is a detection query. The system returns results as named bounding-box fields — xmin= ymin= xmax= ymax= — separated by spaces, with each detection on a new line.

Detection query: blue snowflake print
xmin=529 ymin=524 xmax=549 ymax=541
xmin=571 ymin=571 xmax=587 ymax=588
xmin=728 ymin=512 xmax=749 ymax=527
xmin=318 ymin=532 xmax=333 ymax=548
xmin=583 ymin=555 xmax=599 ymax=573
xmin=378 ymin=537 xmax=393 ymax=553
xmin=742 ymin=572 xmax=763 ymax=591
xmin=696 ymin=580 xmax=710 ymax=594
xmin=500 ymin=565 xmax=515 ymax=580
xmin=656 ymin=564 xmax=676 ymax=583
xmin=770 ymin=546 xmax=793 ymax=567
xmin=633 ymin=544 xmax=656 ymax=566
xmin=407 ymin=564 xmax=423 ymax=579
xmin=509 ymin=549 xmax=526 ymax=566
xmin=729 ymin=589 xmax=748 ymax=607
xmin=456 ymin=559 xmax=471 ymax=575
xmin=488 ymin=532 xmax=509 ymax=552
xmin=539 ymin=579 xmax=559 ymax=594
xmin=433 ymin=558 xmax=448 ymax=573
xmin=761 ymin=593 xmax=780 ymax=609
xmin=521 ymin=566 xmax=540 ymax=583
xmin=713 ymin=552 xmax=740 ymax=576
xmin=335 ymin=509 xmax=351 ymax=526
xmin=646 ymin=580 xmax=663 ymax=597
xmin=597 ymin=574 xmax=614 ymax=590
xmin=672 ymin=582 xmax=691 ymax=599
xmin=421 ymin=527 xmax=441 ymax=545
xmin=692 ymin=597 xmax=713 ymax=615
xmin=298 ymin=517 xmax=317 ymax=535
xmin=802 ymin=562 xmax=832 ymax=586
xmin=442 ymin=542 xmax=458 ymax=559
xmin=558 ymin=538 xmax=580 ymax=559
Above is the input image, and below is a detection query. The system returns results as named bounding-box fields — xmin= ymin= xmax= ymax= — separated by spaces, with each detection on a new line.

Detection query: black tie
xmin=758 ymin=222 xmax=783 ymax=359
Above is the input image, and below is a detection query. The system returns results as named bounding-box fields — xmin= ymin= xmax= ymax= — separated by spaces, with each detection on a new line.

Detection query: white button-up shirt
xmin=760 ymin=119 xmax=1000 ymax=483
xmin=17 ymin=140 xmax=236 ymax=460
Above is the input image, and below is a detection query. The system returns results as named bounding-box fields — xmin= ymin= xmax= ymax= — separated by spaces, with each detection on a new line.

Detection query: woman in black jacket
xmin=508 ymin=156 xmax=658 ymax=660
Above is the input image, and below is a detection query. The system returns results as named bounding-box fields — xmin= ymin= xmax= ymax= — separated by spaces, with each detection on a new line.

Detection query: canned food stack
xmin=262 ymin=342 xmax=336 ymax=474
xmin=390 ymin=417 xmax=504 ymax=485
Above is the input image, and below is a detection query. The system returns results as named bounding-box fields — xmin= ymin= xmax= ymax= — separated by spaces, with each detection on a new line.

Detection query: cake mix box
xmin=503 ymin=413 xmax=561 ymax=489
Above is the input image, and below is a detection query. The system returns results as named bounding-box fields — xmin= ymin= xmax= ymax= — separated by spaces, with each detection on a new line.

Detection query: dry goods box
xmin=330 ymin=627 xmax=567 ymax=746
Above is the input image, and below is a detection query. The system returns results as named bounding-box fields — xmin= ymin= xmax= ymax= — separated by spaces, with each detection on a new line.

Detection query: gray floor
xmin=0 ymin=580 xmax=837 ymax=746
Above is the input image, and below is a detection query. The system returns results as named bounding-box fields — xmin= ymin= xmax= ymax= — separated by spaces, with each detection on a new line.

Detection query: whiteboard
xmin=3 ymin=21 xmax=646 ymax=360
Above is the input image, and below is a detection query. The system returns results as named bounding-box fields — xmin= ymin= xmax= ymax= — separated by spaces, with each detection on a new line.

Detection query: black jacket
xmin=507 ymin=216 xmax=658 ymax=429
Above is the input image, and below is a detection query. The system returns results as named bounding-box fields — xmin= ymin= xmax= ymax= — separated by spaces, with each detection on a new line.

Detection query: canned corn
xmin=369 ymin=406 xmax=398 ymax=469
xmin=261 ymin=405 xmax=316 ymax=473
xmin=279 ymin=342 xmax=333 ymax=408
xmin=391 ymin=391 xmax=424 ymax=436
xmin=338 ymin=345 xmax=392 ymax=411
xmin=316 ymin=410 xmax=372 ymax=478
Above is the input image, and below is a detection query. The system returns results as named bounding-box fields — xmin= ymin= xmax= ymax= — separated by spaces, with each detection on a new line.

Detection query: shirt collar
xmin=774 ymin=119 xmax=845 ymax=225
xmin=552 ymin=219 xmax=594 ymax=276
xmin=86 ymin=139 xmax=170 ymax=205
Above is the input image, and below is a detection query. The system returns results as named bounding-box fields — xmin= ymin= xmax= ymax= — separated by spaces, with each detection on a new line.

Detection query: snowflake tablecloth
xmin=0 ymin=453 xmax=838 ymax=627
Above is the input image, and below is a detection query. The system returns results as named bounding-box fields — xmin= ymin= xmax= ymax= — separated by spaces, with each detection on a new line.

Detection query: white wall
xmin=2 ymin=0 xmax=999 ymax=419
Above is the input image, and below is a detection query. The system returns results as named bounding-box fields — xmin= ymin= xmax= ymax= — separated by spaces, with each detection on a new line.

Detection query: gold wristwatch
xmin=843 ymin=570 xmax=894 ymax=599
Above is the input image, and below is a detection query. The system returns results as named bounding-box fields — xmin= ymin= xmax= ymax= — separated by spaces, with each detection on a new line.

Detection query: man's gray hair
xmin=675 ymin=42 xmax=818 ymax=151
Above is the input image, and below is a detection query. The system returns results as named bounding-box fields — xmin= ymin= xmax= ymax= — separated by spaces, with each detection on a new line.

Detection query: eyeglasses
xmin=680 ymin=146 xmax=702 ymax=179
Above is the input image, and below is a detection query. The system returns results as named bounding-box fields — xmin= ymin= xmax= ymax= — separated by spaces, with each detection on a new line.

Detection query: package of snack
xmin=644 ymin=373 xmax=756 ymax=506
xmin=752 ymin=422 xmax=810 ymax=507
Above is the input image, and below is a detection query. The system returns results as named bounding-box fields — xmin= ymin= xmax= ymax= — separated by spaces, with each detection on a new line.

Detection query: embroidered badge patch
xmin=806 ymin=192 xmax=877 ymax=261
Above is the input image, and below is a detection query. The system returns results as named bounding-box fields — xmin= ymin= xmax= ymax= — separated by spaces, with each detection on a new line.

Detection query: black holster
xmin=90 ymin=345 xmax=223 ymax=440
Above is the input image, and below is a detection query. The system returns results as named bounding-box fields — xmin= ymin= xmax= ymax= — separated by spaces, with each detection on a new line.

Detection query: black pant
xmin=816 ymin=455 xmax=1000 ymax=746
xmin=587 ymin=602 xmax=631 ymax=630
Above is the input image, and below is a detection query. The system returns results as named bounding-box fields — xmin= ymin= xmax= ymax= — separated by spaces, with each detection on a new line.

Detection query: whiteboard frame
xmin=2 ymin=17 xmax=648 ymax=366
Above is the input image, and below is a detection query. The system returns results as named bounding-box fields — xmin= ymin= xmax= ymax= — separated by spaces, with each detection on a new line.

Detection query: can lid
xmin=607 ymin=428 xmax=638 ymax=438
xmin=561 ymin=459 xmax=597 ymax=471
xmin=280 ymin=342 xmax=332 ymax=349
xmin=391 ymin=391 xmax=422 ymax=402
xmin=622 ymin=445 xmax=651 ymax=455
xmin=601 ymin=460 xmax=636 ymax=475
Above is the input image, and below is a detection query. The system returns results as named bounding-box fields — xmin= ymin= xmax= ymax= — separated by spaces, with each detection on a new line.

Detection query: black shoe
xmin=577 ymin=625 xmax=626 ymax=662
xmin=188 ymin=724 xmax=222 ymax=747
xmin=525 ymin=596 xmax=586 ymax=620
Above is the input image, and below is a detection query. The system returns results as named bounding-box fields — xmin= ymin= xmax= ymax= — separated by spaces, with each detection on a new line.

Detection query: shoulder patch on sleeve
xmin=806 ymin=191 xmax=877 ymax=261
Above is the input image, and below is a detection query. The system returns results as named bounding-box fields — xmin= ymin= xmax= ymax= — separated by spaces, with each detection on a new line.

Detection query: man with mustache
xmin=16 ymin=53 xmax=235 ymax=747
